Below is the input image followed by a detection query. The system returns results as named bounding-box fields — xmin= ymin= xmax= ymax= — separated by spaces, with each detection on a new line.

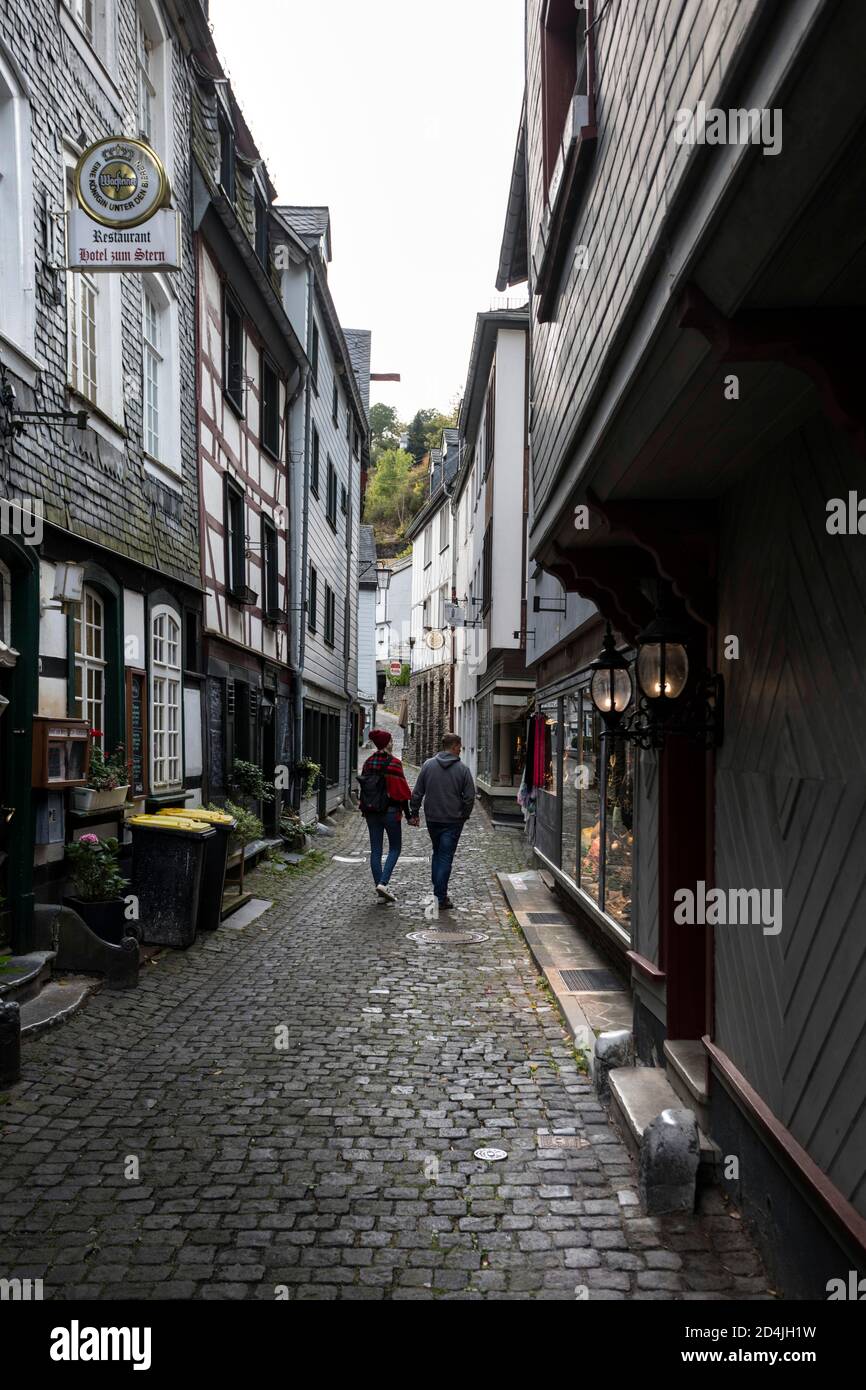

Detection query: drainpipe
xmin=293 ymin=266 xmax=314 ymax=810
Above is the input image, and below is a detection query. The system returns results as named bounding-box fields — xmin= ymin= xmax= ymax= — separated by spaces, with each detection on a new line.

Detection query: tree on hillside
xmin=405 ymin=409 xmax=436 ymax=464
xmin=363 ymin=448 xmax=426 ymax=537
xmin=369 ymin=403 xmax=404 ymax=463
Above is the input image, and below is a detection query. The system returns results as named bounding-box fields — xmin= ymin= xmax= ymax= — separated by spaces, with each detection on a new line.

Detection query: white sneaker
xmin=376 ymin=884 xmax=396 ymax=903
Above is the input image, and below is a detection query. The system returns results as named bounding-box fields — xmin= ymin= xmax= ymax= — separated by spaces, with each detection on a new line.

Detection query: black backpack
xmin=358 ymin=764 xmax=390 ymax=816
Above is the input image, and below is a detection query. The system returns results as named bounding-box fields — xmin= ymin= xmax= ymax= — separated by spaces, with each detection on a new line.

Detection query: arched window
xmin=0 ymin=45 xmax=35 ymax=360
xmin=73 ymin=586 xmax=106 ymax=744
xmin=151 ymin=605 xmax=182 ymax=790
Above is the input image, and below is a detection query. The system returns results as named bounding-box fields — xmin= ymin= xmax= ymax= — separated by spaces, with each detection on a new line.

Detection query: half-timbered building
xmin=190 ymin=53 xmax=306 ymax=833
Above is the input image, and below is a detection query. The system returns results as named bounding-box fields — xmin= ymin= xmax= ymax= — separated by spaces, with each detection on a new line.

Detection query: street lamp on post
xmin=376 ymin=565 xmax=391 ymax=593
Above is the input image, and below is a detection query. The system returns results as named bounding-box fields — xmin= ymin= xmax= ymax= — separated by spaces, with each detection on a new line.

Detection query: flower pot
xmin=63 ymin=895 xmax=128 ymax=945
xmin=71 ymin=785 xmax=130 ymax=813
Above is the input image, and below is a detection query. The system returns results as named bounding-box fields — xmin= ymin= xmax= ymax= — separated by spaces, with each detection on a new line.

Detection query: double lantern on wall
xmin=588 ymin=612 xmax=723 ymax=750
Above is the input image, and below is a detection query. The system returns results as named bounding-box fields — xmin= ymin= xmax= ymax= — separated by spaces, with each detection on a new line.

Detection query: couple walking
xmin=359 ymin=729 xmax=475 ymax=910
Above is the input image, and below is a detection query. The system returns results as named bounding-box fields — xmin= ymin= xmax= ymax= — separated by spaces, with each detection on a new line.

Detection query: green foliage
xmin=86 ymin=742 xmax=130 ymax=792
xmin=364 ymin=448 xmax=426 ymax=537
xmin=369 ymin=402 xmax=404 ymax=462
xmin=405 ymin=405 xmax=459 ymax=463
xmin=210 ymin=800 xmax=264 ymax=849
xmin=228 ymin=759 xmax=275 ymax=804
xmin=65 ymin=835 xmax=125 ymax=903
xmin=295 ymin=757 xmax=322 ymax=800
xmin=387 ymin=663 xmax=410 ymax=687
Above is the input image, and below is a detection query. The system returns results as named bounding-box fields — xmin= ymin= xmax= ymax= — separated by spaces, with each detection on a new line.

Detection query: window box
xmin=71 ymin=784 xmax=129 ymax=812
xmin=228 ymin=584 xmax=258 ymax=607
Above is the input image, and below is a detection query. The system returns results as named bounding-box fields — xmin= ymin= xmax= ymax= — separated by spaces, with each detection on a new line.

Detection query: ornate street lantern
xmin=376 ymin=565 xmax=391 ymax=593
xmin=635 ymin=612 xmax=689 ymax=704
xmin=589 ymin=624 xmax=633 ymax=725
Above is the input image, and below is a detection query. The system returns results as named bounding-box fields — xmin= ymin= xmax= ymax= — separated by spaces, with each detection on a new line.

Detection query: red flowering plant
xmin=85 ymin=737 xmax=130 ymax=792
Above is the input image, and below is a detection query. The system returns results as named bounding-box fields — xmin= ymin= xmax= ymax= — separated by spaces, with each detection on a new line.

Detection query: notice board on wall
xmin=125 ymin=669 xmax=148 ymax=797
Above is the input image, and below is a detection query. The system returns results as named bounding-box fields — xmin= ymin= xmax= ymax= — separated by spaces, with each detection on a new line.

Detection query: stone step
xmin=20 ymin=978 xmax=100 ymax=1036
xmin=664 ymin=1039 xmax=710 ymax=1130
xmin=608 ymin=1065 xmax=718 ymax=1170
xmin=0 ymin=951 xmax=56 ymax=1006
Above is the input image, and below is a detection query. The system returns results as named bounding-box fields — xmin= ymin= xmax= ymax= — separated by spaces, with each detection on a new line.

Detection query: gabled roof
xmin=496 ymin=96 xmax=529 ymax=292
xmin=343 ymin=329 xmax=372 ymax=419
xmin=277 ymin=206 xmax=332 ymax=261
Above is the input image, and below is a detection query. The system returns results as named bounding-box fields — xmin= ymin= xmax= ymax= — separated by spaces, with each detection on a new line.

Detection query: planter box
xmin=63 ymin=895 xmax=127 ymax=946
xmin=71 ymin=785 xmax=130 ymax=813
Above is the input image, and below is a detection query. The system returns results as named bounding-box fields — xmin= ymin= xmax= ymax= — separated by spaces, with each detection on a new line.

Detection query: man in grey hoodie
xmin=409 ymin=732 xmax=476 ymax=910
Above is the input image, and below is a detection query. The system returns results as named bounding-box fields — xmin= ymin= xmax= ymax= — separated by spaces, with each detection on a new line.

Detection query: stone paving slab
xmin=0 ymin=789 xmax=773 ymax=1301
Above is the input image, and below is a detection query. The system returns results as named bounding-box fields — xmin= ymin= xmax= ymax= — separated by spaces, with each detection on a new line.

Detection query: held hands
xmin=408 ymin=816 xmax=420 ymax=827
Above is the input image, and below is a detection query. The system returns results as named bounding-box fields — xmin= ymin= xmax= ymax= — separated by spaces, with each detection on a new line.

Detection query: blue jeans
xmin=367 ymin=808 xmax=403 ymax=886
xmin=426 ymin=820 xmax=464 ymax=902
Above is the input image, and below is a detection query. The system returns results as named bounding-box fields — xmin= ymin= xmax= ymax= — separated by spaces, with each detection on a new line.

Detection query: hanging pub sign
xmin=68 ymin=137 xmax=181 ymax=272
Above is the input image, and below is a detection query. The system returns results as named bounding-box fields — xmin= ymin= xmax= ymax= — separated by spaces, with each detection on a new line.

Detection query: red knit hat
xmin=370 ymin=729 xmax=392 ymax=750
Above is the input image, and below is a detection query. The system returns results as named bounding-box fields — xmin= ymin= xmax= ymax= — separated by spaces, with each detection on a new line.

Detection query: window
xmin=69 ymin=270 xmax=98 ymax=405
xmin=540 ymin=0 xmax=590 ymax=194
xmin=326 ymin=458 xmax=337 ymax=529
xmin=72 ymin=587 xmax=105 ymax=744
xmin=484 ymin=368 xmax=495 ymax=476
xmin=218 ymin=107 xmax=235 ymax=202
xmin=255 ymin=188 xmax=269 ymax=266
xmin=308 ymin=564 xmax=317 ymax=632
xmin=260 ymin=355 xmax=280 ymax=456
xmin=439 ymin=508 xmax=449 ymax=553
xmin=345 ymin=407 xmax=351 ymax=442
xmin=438 ymin=584 xmax=448 ymax=629
xmin=0 ymin=46 xmax=36 ymax=358
xmin=353 ymin=427 xmax=360 ymax=459
xmin=340 ymin=483 xmax=347 ymax=516
xmin=66 ymin=0 xmax=94 ymax=44
xmin=310 ymin=425 xmax=320 ymax=496
xmin=151 ymin=607 xmax=182 ymax=790
xmin=423 ymin=526 xmax=432 ymax=568
xmin=223 ymin=292 xmax=244 ymax=412
xmin=262 ymin=516 xmax=279 ymax=616
xmin=224 ymin=477 xmax=246 ymax=597
xmin=481 ymin=520 xmax=492 ymax=613
xmin=310 ymin=321 xmax=319 ymax=393
xmin=142 ymin=286 xmax=161 ymax=456
xmin=324 ymin=584 xmax=336 ymax=647
xmin=136 ymin=14 xmax=155 ymax=142
xmin=332 ymin=379 xmax=339 ymax=427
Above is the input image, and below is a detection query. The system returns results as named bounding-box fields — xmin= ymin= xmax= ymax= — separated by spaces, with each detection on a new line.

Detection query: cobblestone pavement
xmin=0 ymin=787 xmax=772 ymax=1301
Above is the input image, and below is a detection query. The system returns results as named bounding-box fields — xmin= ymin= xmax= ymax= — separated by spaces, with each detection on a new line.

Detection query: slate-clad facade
xmin=0 ymin=0 xmax=206 ymax=951
xmin=501 ymin=0 xmax=866 ymax=1291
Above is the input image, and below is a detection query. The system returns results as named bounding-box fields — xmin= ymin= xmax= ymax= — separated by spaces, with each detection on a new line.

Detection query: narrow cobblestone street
xmin=0 ymin=796 xmax=770 ymax=1301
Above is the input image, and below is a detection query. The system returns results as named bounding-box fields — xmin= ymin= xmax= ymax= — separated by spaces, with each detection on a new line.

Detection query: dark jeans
xmin=426 ymin=820 xmax=464 ymax=902
xmin=366 ymin=808 xmax=403 ymax=886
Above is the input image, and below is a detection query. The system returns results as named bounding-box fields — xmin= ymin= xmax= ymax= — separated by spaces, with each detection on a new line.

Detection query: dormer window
xmin=218 ymin=108 xmax=235 ymax=203
xmin=254 ymin=189 xmax=269 ymax=266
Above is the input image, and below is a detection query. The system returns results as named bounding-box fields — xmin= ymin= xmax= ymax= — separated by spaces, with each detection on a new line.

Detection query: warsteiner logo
xmin=75 ymin=139 xmax=170 ymax=230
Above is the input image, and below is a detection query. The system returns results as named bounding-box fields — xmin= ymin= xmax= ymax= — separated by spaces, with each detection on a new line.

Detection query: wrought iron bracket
xmin=610 ymin=671 xmax=724 ymax=751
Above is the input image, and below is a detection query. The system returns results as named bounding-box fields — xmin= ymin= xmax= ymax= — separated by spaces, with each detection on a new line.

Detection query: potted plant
xmin=64 ymin=833 xmax=127 ymax=943
xmin=71 ymin=736 xmax=131 ymax=812
xmin=295 ymin=757 xmax=322 ymax=801
xmin=278 ymin=806 xmax=314 ymax=853
xmin=209 ymin=800 xmax=263 ymax=897
xmin=228 ymin=759 xmax=275 ymax=809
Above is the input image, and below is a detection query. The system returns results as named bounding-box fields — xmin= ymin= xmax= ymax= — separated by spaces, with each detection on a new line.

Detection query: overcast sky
xmin=209 ymin=0 xmax=526 ymax=423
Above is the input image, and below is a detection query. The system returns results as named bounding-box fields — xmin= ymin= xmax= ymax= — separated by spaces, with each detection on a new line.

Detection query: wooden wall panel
xmin=715 ymin=416 xmax=866 ymax=1212
xmin=634 ymin=747 xmax=659 ymax=964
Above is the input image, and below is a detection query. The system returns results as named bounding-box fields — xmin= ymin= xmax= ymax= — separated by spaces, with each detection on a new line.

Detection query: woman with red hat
xmin=358 ymin=729 xmax=415 ymax=903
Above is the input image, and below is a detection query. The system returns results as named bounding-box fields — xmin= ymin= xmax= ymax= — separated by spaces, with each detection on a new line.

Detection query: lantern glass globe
xmin=636 ymin=641 xmax=689 ymax=700
xmin=590 ymin=665 xmax=632 ymax=715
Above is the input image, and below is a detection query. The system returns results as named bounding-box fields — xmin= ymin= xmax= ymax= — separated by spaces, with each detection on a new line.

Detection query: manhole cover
xmin=537 ymin=1134 xmax=590 ymax=1150
xmin=406 ymin=930 xmax=489 ymax=945
xmin=474 ymin=1147 xmax=508 ymax=1162
xmin=558 ymin=968 xmax=621 ymax=992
